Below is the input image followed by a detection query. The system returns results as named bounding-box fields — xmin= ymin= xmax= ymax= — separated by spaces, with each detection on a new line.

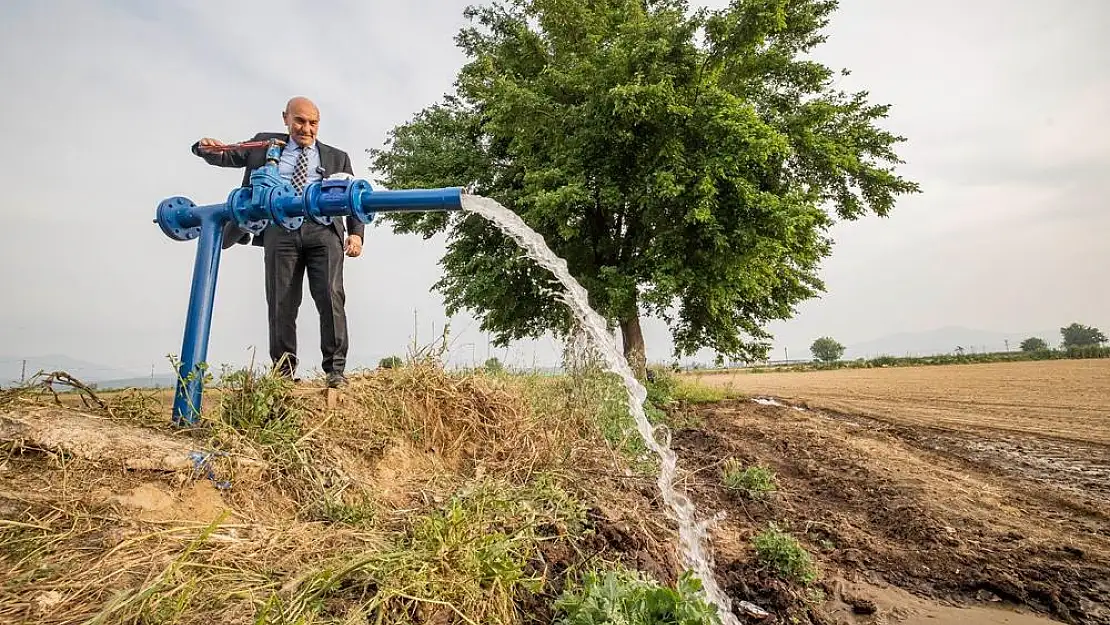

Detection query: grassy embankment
xmin=0 ymin=347 xmax=776 ymax=625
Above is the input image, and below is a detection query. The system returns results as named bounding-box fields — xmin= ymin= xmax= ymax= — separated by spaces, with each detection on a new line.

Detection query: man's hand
xmin=345 ymin=234 xmax=363 ymax=258
xmin=196 ymin=138 xmax=226 ymax=153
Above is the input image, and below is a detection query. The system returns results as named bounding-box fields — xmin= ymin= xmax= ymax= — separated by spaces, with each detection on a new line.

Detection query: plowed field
xmin=673 ymin=359 xmax=1110 ymax=623
xmin=687 ymin=360 xmax=1110 ymax=444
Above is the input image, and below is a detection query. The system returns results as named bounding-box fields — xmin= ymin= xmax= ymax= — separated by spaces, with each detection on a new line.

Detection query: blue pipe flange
xmin=268 ymin=183 xmax=303 ymax=230
xmin=157 ymin=197 xmax=201 ymax=241
xmin=302 ymin=181 xmax=333 ymax=226
xmin=348 ymin=179 xmax=376 ymax=224
xmin=227 ymin=187 xmax=269 ymax=235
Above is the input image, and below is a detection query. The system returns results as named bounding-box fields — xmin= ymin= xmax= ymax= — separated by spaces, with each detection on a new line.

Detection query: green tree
xmin=369 ymin=0 xmax=920 ymax=377
xmin=379 ymin=355 xmax=404 ymax=369
xmin=809 ymin=336 xmax=845 ymax=364
xmin=1060 ymin=323 xmax=1107 ymax=348
xmin=1019 ymin=337 xmax=1048 ymax=352
xmin=484 ymin=356 xmax=505 ymax=373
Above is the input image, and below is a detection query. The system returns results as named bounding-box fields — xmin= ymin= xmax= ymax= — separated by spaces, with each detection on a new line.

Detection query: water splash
xmin=460 ymin=194 xmax=741 ymax=625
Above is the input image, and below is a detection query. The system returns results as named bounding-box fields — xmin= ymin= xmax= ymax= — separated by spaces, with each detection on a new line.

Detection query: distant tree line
xmin=1023 ymin=322 xmax=1108 ymax=351
xmin=774 ymin=321 xmax=1110 ymax=373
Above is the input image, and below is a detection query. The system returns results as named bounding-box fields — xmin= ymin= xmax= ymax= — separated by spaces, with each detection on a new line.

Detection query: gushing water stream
xmin=461 ymin=194 xmax=742 ymax=624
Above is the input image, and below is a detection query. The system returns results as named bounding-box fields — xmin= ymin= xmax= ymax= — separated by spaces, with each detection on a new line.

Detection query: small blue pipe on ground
xmin=156 ymin=139 xmax=463 ymax=426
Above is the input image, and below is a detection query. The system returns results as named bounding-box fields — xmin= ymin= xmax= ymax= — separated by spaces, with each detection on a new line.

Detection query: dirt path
xmin=670 ymin=398 xmax=1110 ymax=624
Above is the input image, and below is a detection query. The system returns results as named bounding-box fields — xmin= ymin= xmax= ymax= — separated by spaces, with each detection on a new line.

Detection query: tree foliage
xmin=809 ymin=336 xmax=845 ymax=363
xmin=379 ymin=355 xmax=404 ymax=369
xmin=1060 ymin=323 xmax=1107 ymax=348
xmin=1019 ymin=337 xmax=1048 ymax=352
xmin=369 ymin=0 xmax=919 ymax=369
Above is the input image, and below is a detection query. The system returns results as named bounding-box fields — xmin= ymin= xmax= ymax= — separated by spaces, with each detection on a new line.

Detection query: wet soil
xmin=670 ymin=398 xmax=1110 ymax=625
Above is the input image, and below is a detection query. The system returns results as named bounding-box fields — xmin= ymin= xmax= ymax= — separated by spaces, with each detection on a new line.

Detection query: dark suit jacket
xmin=190 ymin=131 xmax=364 ymax=249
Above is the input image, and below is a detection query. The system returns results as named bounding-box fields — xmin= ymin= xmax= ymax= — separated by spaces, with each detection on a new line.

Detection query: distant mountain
xmin=842 ymin=326 xmax=1059 ymax=359
xmin=95 ymin=374 xmax=180 ymax=390
xmin=0 ymin=355 xmax=143 ymax=387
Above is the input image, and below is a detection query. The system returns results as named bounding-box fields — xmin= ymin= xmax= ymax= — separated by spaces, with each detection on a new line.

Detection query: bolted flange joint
xmin=156 ymin=197 xmax=201 ymax=241
xmin=267 ymin=183 xmax=303 ymax=230
xmin=227 ymin=187 xmax=269 ymax=235
xmin=347 ymin=179 xmax=376 ymax=225
xmin=301 ymin=181 xmax=333 ymax=226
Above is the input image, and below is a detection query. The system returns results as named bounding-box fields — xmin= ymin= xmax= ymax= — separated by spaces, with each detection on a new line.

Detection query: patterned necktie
xmin=291 ymin=145 xmax=310 ymax=192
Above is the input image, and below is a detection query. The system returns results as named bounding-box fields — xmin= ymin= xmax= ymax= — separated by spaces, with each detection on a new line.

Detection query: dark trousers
xmin=262 ymin=221 xmax=348 ymax=377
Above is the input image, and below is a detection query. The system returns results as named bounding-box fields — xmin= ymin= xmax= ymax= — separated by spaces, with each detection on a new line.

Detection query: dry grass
xmin=0 ymin=350 xmax=677 ymax=625
xmin=0 ymin=370 xmax=165 ymax=426
xmin=332 ymin=358 xmax=598 ymax=480
xmin=0 ymin=495 xmax=389 ymax=624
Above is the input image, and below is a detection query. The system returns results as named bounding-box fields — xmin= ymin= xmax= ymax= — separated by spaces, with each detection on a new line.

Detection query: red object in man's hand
xmin=198 ymin=139 xmax=286 ymax=153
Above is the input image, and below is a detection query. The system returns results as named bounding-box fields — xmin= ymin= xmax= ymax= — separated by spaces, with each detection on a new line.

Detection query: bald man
xmin=191 ymin=97 xmax=362 ymax=388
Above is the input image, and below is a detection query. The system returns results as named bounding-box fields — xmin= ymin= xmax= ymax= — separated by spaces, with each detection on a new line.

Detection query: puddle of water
xmin=828 ymin=579 xmax=1065 ymax=625
xmin=900 ymin=605 xmax=1064 ymax=625
xmin=752 ymin=396 xmax=807 ymax=411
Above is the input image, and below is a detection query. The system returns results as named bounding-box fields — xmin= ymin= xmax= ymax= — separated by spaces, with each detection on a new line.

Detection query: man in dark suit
xmin=191 ymin=96 xmax=361 ymax=388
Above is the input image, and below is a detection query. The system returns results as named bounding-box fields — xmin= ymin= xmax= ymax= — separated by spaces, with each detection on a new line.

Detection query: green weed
xmin=215 ymin=364 xmax=302 ymax=446
xmin=645 ymin=366 xmax=679 ymax=406
xmin=259 ymin=476 xmax=589 ymax=625
xmin=554 ymin=566 xmax=722 ymax=625
xmin=671 ymin=382 xmax=735 ymax=404
xmin=752 ymin=524 xmax=817 ymax=585
xmin=313 ymin=493 xmax=378 ymax=527
xmin=647 ymin=366 xmax=738 ymax=406
xmin=721 ymin=460 xmax=777 ymax=500
xmin=533 ymin=348 xmax=659 ymax=474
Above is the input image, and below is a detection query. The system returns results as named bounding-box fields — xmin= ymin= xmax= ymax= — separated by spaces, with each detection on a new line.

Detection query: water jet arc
xmin=460 ymin=195 xmax=742 ymax=625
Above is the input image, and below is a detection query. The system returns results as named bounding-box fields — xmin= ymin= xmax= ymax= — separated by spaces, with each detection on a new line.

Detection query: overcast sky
xmin=1 ymin=0 xmax=1106 ymax=377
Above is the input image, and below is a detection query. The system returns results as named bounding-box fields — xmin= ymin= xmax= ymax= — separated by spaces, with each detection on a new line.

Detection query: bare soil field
xmin=673 ymin=399 xmax=1110 ymax=625
xmin=668 ymin=359 xmax=1110 ymax=623
xmin=684 ymin=360 xmax=1110 ymax=445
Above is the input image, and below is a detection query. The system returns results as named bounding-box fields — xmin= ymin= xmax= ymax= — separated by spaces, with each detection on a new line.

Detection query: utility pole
xmin=21 ymin=359 xmax=26 ymax=383
xmin=784 ymin=347 xmax=789 ymax=364
xmin=1004 ymin=339 xmax=1009 ymax=352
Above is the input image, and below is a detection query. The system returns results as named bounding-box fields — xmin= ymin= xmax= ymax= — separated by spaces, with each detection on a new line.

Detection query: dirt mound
xmin=0 ymin=405 xmax=260 ymax=474
xmin=105 ymin=481 xmax=231 ymax=524
xmin=0 ymin=365 xmax=687 ymax=625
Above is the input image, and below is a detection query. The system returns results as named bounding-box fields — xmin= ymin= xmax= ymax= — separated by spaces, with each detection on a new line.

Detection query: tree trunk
xmin=620 ymin=314 xmax=647 ymax=380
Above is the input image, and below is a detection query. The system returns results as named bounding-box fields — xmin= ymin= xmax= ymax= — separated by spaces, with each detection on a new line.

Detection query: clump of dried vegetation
xmin=0 ymin=338 xmax=722 ymax=624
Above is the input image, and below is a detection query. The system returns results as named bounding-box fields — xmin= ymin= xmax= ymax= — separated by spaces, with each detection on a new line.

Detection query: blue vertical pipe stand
xmin=173 ymin=217 xmax=224 ymax=425
xmin=157 ymin=138 xmax=464 ymax=427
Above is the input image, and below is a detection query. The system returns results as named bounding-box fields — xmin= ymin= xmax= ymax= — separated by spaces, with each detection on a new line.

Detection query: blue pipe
xmin=157 ymin=143 xmax=463 ymax=426
xmin=363 ymin=188 xmax=464 ymax=213
xmin=172 ymin=214 xmax=225 ymax=425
